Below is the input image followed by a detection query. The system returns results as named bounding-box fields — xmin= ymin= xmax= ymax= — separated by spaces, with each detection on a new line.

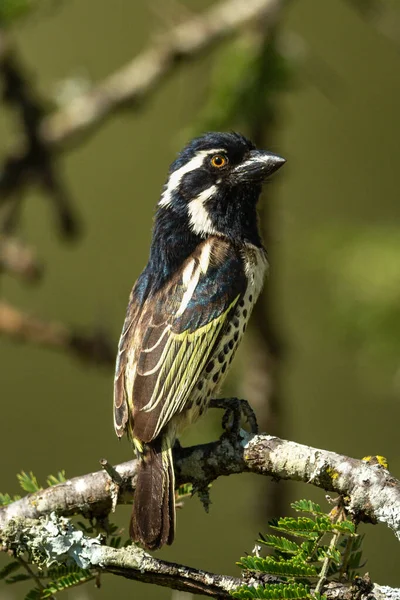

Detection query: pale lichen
xmin=1 ymin=512 xmax=101 ymax=569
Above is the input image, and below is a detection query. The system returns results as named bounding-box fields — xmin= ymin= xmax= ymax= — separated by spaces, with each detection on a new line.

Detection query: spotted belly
xmin=173 ymin=242 xmax=267 ymax=434
xmin=189 ymin=292 xmax=254 ymax=413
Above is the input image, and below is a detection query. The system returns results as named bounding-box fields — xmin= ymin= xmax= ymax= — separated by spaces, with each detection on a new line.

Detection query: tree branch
xmin=0 ymin=30 xmax=80 ymax=238
xmin=42 ymin=0 xmax=282 ymax=149
xmin=1 ymin=512 xmax=399 ymax=599
xmin=0 ymin=301 xmax=115 ymax=365
xmin=1 ymin=429 xmax=399 ymax=540
xmin=0 ymin=235 xmax=42 ymax=281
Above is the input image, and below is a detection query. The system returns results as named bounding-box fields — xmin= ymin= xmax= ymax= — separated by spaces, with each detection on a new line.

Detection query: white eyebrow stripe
xmin=187 ymin=185 xmax=217 ymax=236
xmin=158 ymin=148 xmax=225 ymax=207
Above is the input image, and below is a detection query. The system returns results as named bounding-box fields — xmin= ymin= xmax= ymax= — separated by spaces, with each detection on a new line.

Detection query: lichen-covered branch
xmin=0 ymin=301 xmax=115 ymax=365
xmin=1 ymin=430 xmax=399 ymax=541
xmin=1 ymin=513 xmax=399 ymax=599
xmin=244 ymin=435 xmax=400 ymax=539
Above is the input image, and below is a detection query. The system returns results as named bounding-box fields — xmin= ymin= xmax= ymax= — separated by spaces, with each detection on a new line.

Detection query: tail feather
xmin=130 ymin=437 xmax=175 ymax=549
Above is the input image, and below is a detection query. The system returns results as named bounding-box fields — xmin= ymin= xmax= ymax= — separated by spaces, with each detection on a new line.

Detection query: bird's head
xmin=157 ymin=132 xmax=285 ymax=244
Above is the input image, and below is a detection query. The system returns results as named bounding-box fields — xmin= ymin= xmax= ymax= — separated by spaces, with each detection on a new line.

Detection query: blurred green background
xmin=1 ymin=0 xmax=400 ymax=598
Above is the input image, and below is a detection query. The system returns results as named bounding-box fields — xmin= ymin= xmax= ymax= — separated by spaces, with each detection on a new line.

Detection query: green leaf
xmin=17 ymin=471 xmax=41 ymax=493
xmin=47 ymin=563 xmax=88 ymax=579
xmin=327 ymin=547 xmax=341 ymax=565
xmin=44 ymin=564 xmax=94 ymax=596
xmin=349 ymin=534 xmax=364 ymax=551
xmin=0 ymin=492 xmax=21 ymax=506
xmin=25 ymin=588 xmax=42 ymax=600
xmin=6 ymin=573 xmax=33 ymax=584
xmin=300 ymin=540 xmax=318 ymax=559
xmin=238 ymin=555 xmax=318 ymax=578
xmin=76 ymin=521 xmax=94 ymax=534
xmin=41 ymin=569 xmax=94 ymax=596
xmin=347 ymin=550 xmax=364 ymax=570
xmin=46 ymin=470 xmax=66 ymax=487
xmin=235 ymin=498 xmax=365 ymax=595
xmin=291 ymin=500 xmax=323 ymax=515
xmin=231 ymin=583 xmax=311 ymax=599
xmin=269 ymin=516 xmax=329 ymax=539
xmin=314 ymin=516 xmax=333 ymax=531
xmin=176 ymin=483 xmax=193 ymax=499
xmin=258 ymin=534 xmax=300 ymax=555
xmin=106 ymin=522 xmax=120 ymax=536
xmin=333 ymin=520 xmax=356 ymax=535
xmin=0 ymin=561 xmax=21 ymax=580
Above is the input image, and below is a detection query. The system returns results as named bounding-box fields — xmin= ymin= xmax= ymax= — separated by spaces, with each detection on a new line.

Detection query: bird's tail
xmin=130 ymin=435 xmax=175 ymax=550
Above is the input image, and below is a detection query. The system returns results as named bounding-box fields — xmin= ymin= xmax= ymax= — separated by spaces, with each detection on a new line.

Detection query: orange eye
xmin=210 ymin=154 xmax=227 ymax=168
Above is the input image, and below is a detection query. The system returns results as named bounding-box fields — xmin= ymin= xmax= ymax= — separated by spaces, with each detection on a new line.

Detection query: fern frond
xmin=258 ymin=534 xmax=300 ymax=555
xmin=234 ymin=498 xmax=364 ymax=600
xmin=46 ymin=563 xmax=90 ymax=580
xmin=231 ymin=582 xmax=311 ymax=599
xmin=0 ymin=492 xmax=21 ymax=505
xmin=6 ymin=573 xmax=33 ymax=584
xmin=17 ymin=471 xmax=41 ymax=493
xmin=46 ymin=470 xmax=66 ymax=487
xmin=0 ymin=561 xmax=21 ymax=580
xmin=109 ymin=536 xmax=122 ymax=548
xmin=291 ymin=500 xmax=323 ymax=515
xmin=269 ymin=516 xmax=329 ymax=539
xmin=41 ymin=568 xmax=94 ymax=597
xmin=25 ymin=588 xmax=42 ymax=600
xmin=238 ymin=555 xmax=318 ymax=578
xmin=332 ymin=521 xmax=356 ymax=535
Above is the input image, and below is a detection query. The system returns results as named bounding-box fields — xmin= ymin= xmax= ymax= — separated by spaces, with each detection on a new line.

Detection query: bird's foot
xmin=209 ymin=397 xmax=258 ymax=437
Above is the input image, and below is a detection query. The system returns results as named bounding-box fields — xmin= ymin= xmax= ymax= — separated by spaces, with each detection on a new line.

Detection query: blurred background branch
xmin=42 ymin=0 xmax=282 ymax=148
xmin=0 ymin=234 xmax=42 ymax=281
xmin=0 ymin=301 xmax=114 ymax=364
xmin=0 ymin=29 xmax=79 ymax=239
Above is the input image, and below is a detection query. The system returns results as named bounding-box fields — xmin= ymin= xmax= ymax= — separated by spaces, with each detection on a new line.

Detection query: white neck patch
xmin=187 ymin=185 xmax=217 ymax=236
xmin=158 ymin=148 xmax=224 ymax=208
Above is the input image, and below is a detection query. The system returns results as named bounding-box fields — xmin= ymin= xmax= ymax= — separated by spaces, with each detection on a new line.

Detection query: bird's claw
xmin=209 ymin=397 xmax=258 ymax=437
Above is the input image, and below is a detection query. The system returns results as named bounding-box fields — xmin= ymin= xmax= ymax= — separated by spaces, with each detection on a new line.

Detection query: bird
xmin=114 ymin=132 xmax=285 ymax=550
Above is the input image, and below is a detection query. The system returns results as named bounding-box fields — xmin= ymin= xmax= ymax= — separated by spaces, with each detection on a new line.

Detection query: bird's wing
xmin=113 ymin=238 xmax=247 ymax=443
xmin=114 ymin=285 xmax=142 ymax=438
